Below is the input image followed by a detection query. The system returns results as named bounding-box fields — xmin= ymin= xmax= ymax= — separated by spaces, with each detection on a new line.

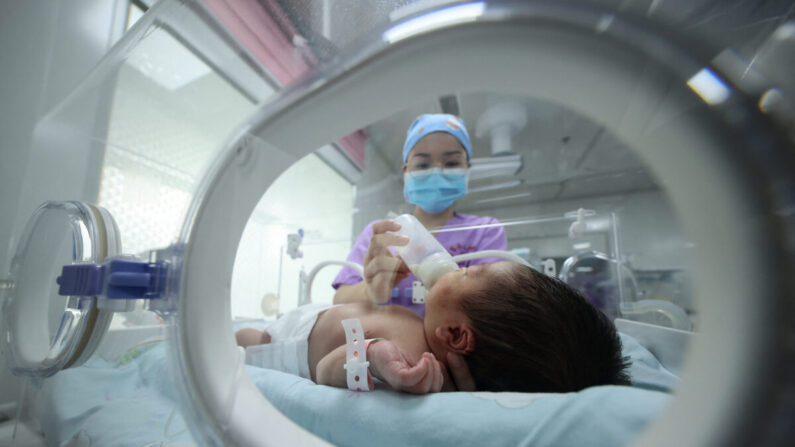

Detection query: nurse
xmin=332 ymin=113 xmax=507 ymax=315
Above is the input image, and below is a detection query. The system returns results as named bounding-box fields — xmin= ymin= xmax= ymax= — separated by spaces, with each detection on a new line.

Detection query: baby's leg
xmin=235 ymin=328 xmax=272 ymax=347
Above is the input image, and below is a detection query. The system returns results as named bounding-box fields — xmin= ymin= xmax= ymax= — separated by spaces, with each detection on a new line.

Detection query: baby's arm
xmin=315 ymin=344 xmax=373 ymax=391
xmin=315 ymin=340 xmax=443 ymax=394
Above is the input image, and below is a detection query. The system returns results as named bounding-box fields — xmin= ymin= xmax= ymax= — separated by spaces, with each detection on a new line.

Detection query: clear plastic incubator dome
xmin=1 ymin=0 xmax=793 ymax=447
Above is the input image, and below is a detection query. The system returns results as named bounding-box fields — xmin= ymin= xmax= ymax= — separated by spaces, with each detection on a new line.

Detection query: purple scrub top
xmin=331 ymin=213 xmax=507 ymax=316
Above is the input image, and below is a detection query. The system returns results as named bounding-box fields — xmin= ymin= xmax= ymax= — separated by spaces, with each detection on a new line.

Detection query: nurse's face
xmin=402 ymin=132 xmax=469 ymax=173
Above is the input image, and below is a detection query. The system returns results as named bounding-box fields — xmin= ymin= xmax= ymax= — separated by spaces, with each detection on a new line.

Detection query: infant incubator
xmin=0 ymin=0 xmax=793 ymax=446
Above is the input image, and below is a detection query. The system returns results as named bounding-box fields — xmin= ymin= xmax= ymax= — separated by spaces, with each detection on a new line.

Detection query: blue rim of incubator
xmin=0 ymin=201 xmax=120 ymax=377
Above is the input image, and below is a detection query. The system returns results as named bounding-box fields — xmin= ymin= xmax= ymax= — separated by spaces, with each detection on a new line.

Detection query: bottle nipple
xmin=412 ymin=253 xmax=458 ymax=289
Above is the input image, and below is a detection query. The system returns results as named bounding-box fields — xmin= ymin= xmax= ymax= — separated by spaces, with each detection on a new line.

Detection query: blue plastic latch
xmin=56 ymin=264 xmax=104 ymax=296
xmin=106 ymin=259 xmax=166 ymax=299
xmin=57 ymin=259 xmax=167 ymax=299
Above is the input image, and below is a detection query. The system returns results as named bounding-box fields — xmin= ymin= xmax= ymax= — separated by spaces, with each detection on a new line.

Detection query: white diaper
xmin=244 ymin=303 xmax=337 ymax=379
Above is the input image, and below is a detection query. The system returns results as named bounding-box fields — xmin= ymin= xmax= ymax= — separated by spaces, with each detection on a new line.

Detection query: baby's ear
xmin=435 ymin=325 xmax=476 ymax=354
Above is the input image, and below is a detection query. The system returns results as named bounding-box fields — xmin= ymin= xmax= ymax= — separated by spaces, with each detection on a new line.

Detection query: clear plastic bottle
xmin=390 ymin=214 xmax=459 ymax=289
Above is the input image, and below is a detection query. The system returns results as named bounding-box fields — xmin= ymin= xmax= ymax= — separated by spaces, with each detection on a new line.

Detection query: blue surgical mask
xmin=403 ymin=168 xmax=469 ymax=214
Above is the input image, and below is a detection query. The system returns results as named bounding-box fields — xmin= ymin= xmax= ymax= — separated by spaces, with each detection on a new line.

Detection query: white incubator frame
xmin=171 ymin=5 xmax=794 ymax=446
xmin=1 ymin=1 xmax=792 ymax=446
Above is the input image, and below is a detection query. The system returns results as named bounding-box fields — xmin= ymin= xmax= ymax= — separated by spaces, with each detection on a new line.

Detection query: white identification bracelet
xmin=341 ymin=318 xmax=382 ymax=392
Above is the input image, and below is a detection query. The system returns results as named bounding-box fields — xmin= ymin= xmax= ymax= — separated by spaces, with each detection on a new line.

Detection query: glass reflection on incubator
xmin=559 ymin=249 xmax=691 ymax=331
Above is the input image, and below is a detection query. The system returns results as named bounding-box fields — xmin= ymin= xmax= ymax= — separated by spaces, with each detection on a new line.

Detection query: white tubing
xmin=452 ymin=250 xmax=532 ymax=268
xmin=302 ymin=261 xmax=364 ymax=305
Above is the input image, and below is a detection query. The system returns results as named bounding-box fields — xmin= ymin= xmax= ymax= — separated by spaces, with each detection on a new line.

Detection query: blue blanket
xmin=37 ymin=333 xmax=675 ymax=446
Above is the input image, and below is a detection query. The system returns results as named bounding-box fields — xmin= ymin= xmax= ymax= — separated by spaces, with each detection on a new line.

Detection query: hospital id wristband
xmin=341 ymin=319 xmax=380 ymax=391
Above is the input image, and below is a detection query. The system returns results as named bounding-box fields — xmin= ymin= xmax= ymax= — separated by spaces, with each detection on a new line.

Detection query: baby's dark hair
xmin=461 ymin=263 xmax=631 ymax=392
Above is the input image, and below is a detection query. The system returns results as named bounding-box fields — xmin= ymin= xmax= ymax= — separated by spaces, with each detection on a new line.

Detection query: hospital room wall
xmin=0 ymin=0 xmax=127 ymax=409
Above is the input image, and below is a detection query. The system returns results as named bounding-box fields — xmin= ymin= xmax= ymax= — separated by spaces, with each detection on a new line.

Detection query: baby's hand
xmin=368 ymin=340 xmax=444 ymax=394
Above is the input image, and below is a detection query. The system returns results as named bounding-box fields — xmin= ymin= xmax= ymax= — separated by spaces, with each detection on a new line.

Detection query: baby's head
xmin=423 ymin=261 xmax=631 ymax=392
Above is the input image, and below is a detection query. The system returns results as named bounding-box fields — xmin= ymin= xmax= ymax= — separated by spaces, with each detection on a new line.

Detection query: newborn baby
xmin=237 ymin=261 xmax=630 ymax=394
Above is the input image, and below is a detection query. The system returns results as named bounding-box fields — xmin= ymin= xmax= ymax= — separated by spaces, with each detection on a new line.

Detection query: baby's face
xmin=427 ymin=261 xmax=511 ymax=306
xmin=425 ymin=266 xmax=467 ymax=314
xmin=423 ymin=261 xmax=514 ymax=358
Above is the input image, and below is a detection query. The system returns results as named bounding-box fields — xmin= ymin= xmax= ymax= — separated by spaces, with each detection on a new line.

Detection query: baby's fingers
xmin=406 ymin=357 xmax=442 ymax=394
xmin=430 ymin=355 xmax=444 ymax=392
xmin=397 ymin=357 xmax=432 ymax=389
xmin=421 ymin=353 xmax=443 ymax=393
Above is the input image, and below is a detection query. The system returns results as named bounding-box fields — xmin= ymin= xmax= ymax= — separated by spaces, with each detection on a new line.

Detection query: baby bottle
xmin=390 ymin=214 xmax=459 ymax=289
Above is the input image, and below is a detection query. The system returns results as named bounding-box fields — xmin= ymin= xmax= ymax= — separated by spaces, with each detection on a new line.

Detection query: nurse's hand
xmin=362 ymin=220 xmax=411 ymax=303
xmin=446 ymin=352 xmax=476 ymax=391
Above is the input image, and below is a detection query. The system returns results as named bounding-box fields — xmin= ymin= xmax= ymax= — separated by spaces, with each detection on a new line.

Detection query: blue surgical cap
xmin=402 ymin=114 xmax=472 ymax=163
